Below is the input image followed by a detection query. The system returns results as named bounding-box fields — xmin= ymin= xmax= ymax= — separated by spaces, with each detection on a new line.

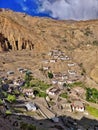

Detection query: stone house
xmin=25 ymin=102 xmax=37 ymax=111
xmin=58 ymin=55 xmax=70 ymax=61
xmin=43 ymin=66 xmax=50 ymax=71
xmin=50 ymin=59 xmax=57 ymax=63
xmin=67 ymin=63 xmax=76 ymax=67
xmin=7 ymin=71 xmax=14 ymax=75
xmin=58 ymin=80 xmax=66 ymax=86
xmin=61 ymin=74 xmax=68 ymax=80
xmin=23 ymin=88 xmax=35 ymax=98
xmin=71 ymin=100 xmax=85 ymax=112
xmin=66 ymin=80 xmax=75 ymax=84
xmin=13 ymin=79 xmax=25 ymax=87
xmin=46 ymin=87 xmax=60 ymax=96
xmin=53 ymin=72 xmax=62 ymax=79
xmin=53 ymin=55 xmax=59 ymax=59
xmin=17 ymin=68 xmax=24 ymax=72
xmin=52 ymin=80 xmax=58 ymax=85
xmin=68 ymin=70 xmax=76 ymax=75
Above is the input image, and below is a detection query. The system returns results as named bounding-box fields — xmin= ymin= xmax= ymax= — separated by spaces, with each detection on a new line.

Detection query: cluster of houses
xmin=48 ymin=49 xmax=70 ymax=60
xmin=41 ymin=49 xmax=82 ymax=87
xmin=6 ymin=68 xmax=32 ymax=76
xmin=0 ymin=66 xmax=34 ymax=98
xmin=0 ymin=76 xmax=25 ymax=93
xmin=42 ymin=49 xmax=70 ymax=68
xmin=0 ymin=53 xmax=86 ymax=125
xmin=71 ymin=100 xmax=85 ymax=112
xmin=52 ymin=71 xmax=80 ymax=86
xmin=1 ymin=77 xmax=37 ymax=100
xmin=38 ymin=49 xmax=86 ymax=113
xmin=46 ymin=85 xmax=85 ymax=113
xmin=0 ymin=72 xmax=85 ymax=114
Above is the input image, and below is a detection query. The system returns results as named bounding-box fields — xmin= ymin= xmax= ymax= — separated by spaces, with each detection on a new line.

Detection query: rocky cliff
xmin=0 ymin=33 xmax=8 ymax=51
xmin=0 ymin=9 xmax=35 ymax=51
xmin=0 ymin=9 xmax=98 ymax=52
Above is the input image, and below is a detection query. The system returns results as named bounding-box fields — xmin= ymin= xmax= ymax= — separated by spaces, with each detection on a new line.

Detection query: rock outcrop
xmin=0 ymin=33 xmax=9 ymax=51
xmin=0 ymin=9 xmax=35 ymax=51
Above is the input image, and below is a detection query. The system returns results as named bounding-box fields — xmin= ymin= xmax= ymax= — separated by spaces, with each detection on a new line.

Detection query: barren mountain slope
xmin=0 ymin=9 xmax=98 ymax=83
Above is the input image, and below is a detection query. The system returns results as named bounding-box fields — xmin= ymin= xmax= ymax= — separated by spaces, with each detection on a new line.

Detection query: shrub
xmin=63 ymin=83 xmax=67 ymax=87
xmin=86 ymin=88 xmax=98 ymax=103
xmin=84 ymin=27 xmax=93 ymax=36
xmin=33 ymin=88 xmax=46 ymax=97
xmin=86 ymin=105 xmax=98 ymax=118
xmin=5 ymin=110 xmax=12 ymax=115
xmin=7 ymin=94 xmax=16 ymax=103
xmin=30 ymin=79 xmax=50 ymax=91
xmin=60 ymin=93 xmax=68 ymax=98
xmin=48 ymin=72 xmax=53 ymax=79
xmin=2 ymin=91 xmax=8 ymax=98
xmin=68 ymin=81 xmax=84 ymax=88
xmin=93 ymin=40 xmax=98 ymax=46
xmin=38 ymin=91 xmax=47 ymax=98
xmin=24 ymin=73 xmax=32 ymax=87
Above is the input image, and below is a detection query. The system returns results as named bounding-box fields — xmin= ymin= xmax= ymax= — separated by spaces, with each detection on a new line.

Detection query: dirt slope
xmin=0 ymin=9 xmax=98 ymax=83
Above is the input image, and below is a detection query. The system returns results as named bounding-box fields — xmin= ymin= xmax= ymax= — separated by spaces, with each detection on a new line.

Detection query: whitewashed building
xmin=25 ymin=102 xmax=37 ymax=111
xmin=71 ymin=101 xmax=85 ymax=112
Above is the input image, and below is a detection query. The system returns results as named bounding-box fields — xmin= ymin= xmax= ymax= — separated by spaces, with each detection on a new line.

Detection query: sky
xmin=0 ymin=0 xmax=98 ymax=20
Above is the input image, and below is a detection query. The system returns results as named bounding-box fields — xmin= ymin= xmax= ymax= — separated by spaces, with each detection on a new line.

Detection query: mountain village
xmin=0 ymin=49 xmax=98 ymax=130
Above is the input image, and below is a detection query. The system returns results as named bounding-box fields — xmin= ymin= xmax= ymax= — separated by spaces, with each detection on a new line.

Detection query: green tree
xmin=86 ymin=88 xmax=98 ymax=103
xmin=48 ymin=72 xmax=53 ymax=79
xmin=63 ymin=83 xmax=67 ymax=87
xmin=7 ymin=94 xmax=16 ymax=103
xmin=1 ymin=91 xmax=8 ymax=98
xmin=25 ymin=72 xmax=32 ymax=87
xmin=60 ymin=93 xmax=68 ymax=98
xmin=38 ymin=91 xmax=47 ymax=98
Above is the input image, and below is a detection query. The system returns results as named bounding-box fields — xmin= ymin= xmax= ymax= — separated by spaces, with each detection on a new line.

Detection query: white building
xmin=58 ymin=55 xmax=70 ymax=61
xmin=17 ymin=68 xmax=24 ymax=72
xmin=23 ymin=89 xmax=35 ymax=98
xmin=52 ymin=80 xmax=58 ymax=85
xmin=7 ymin=71 xmax=14 ymax=75
xmin=46 ymin=88 xmax=60 ymax=96
xmin=43 ymin=66 xmax=49 ymax=71
xmin=68 ymin=70 xmax=76 ymax=75
xmin=68 ymin=63 xmax=76 ymax=67
xmin=25 ymin=102 xmax=37 ymax=111
xmin=50 ymin=59 xmax=57 ymax=63
xmin=71 ymin=101 xmax=85 ymax=112
xmin=53 ymin=55 xmax=59 ymax=59
xmin=58 ymin=80 xmax=66 ymax=86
